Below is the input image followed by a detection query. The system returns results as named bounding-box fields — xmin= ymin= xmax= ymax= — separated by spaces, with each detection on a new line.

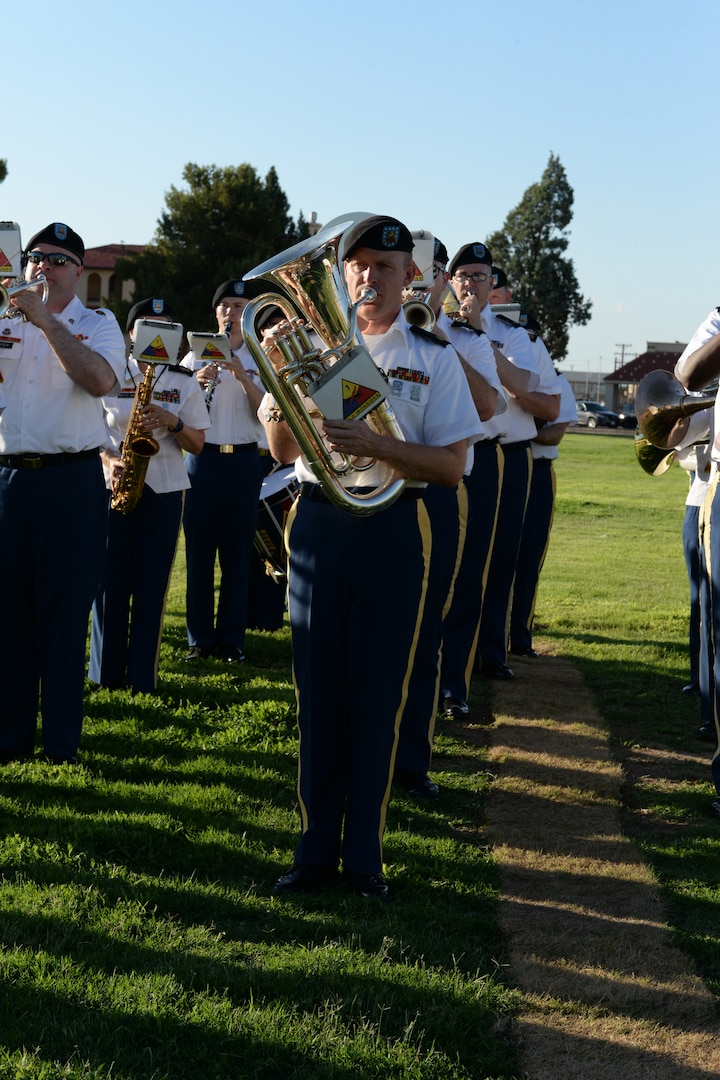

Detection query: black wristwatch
xmin=169 ymin=418 xmax=184 ymax=434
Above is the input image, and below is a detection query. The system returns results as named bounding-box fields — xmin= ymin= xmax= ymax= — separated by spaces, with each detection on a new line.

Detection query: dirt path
xmin=483 ymin=647 xmax=720 ymax=1079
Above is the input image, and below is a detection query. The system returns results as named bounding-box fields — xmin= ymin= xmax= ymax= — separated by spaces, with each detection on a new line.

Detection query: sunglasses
xmin=26 ymin=251 xmax=82 ymax=268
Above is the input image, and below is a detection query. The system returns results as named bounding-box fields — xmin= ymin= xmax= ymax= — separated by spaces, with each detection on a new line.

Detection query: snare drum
xmin=254 ymin=465 xmax=299 ymax=583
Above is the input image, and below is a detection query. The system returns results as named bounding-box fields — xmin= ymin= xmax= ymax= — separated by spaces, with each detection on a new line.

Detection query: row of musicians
xmin=89 ymin=281 xmax=288 ymax=696
xmin=95 ymin=244 xmax=579 ymax=725
xmin=256 ymin=232 xmax=579 ymax=805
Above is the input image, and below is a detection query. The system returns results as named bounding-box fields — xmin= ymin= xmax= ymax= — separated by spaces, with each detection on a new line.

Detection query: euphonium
xmin=110 ymin=364 xmax=160 ymax=514
xmin=634 ymin=427 xmax=677 ymax=476
xmin=240 ymin=220 xmax=408 ymax=516
xmin=635 ymin=369 xmax=716 ymax=449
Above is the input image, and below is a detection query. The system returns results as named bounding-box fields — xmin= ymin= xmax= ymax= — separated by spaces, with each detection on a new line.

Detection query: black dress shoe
xmin=442 ymin=697 xmax=469 ymax=720
xmin=482 ymin=662 xmax=514 ymax=681
xmin=274 ymin=863 xmax=338 ymax=895
xmin=510 ymin=646 xmax=539 ymax=658
xmin=394 ymin=768 xmax=439 ymax=798
xmin=185 ymin=646 xmax=213 ymax=660
xmin=343 ymin=872 xmax=392 ymax=901
xmin=682 ymin=681 xmax=701 ymax=696
xmin=698 ymin=722 xmax=716 ymax=743
xmin=218 ymin=645 xmax=246 ymax=664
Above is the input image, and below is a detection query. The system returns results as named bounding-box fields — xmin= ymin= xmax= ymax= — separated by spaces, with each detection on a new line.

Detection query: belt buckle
xmin=24 ymin=455 xmax=43 ymax=470
xmin=219 ymin=444 xmax=234 ymax=454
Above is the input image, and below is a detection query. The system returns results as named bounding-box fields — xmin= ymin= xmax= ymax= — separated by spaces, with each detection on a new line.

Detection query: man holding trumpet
xmin=0 ymin=222 xmax=125 ymax=764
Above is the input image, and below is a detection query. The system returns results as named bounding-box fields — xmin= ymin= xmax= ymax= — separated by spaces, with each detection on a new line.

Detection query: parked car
xmin=574 ymin=400 xmax=620 ymax=429
xmin=617 ymin=405 xmax=637 ymax=429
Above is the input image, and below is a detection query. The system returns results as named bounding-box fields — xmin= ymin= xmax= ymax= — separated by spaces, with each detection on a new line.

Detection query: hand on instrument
xmin=100 ymin=450 xmax=124 ymax=490
xmin=7 ymin=283 xmax=48 ymax=326
xmin=323 ymin=418 xmax=380 ymax=459
xmin=140 ymin=403 xmax=176 ymax=431
xmin=458 ymin=293 xmax=483 ymax=330
xmin=197 ymin=361 xmax=222 ymax=389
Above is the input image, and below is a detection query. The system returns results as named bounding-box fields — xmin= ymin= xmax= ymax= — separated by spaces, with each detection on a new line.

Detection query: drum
xmin=254 ymin=465 xmax=299 ymax=583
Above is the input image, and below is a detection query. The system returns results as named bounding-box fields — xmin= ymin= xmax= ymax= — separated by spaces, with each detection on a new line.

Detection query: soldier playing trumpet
xmin=0 ymin=222 xmax=126 ymax=763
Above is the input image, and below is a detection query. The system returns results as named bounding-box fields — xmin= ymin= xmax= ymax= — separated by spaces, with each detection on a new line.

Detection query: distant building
xmin=562 ymin=369 xmax=610 ymax=405
xmin=603 ymin=342 xmax=686 ymax=410
xmin=77 ymin=244 xmax=144 ymax=310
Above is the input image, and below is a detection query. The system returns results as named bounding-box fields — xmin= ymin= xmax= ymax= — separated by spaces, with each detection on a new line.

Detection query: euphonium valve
xmin=240 ymin=220 xmax=408 ymax=516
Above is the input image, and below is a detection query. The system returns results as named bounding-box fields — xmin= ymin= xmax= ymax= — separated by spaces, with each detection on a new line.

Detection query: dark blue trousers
xmin=287 ymin=493 xmax=431 ymax=875
xmin=0 ymin=457 xmax=106 ymax=760
xmin=440 ymin=441 xmax=502 ymax=700
xmin=89 ymin=486 xmax=183 ymax=693
xmin=183 ymin=449 xmax=263 ymax=652
xmin=395 ymin=482 xmax=467 ymax=773
xmin=510 ymin=458 xmax=555 ymax=653
xmin=478 ymin=441 xmax=532 ymax=668
xmin=683 ymin=503 xmax=702 ymax=687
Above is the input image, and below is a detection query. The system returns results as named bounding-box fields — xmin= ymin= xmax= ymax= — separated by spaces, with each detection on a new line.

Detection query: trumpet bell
xmin=635 ymin=369 xmax=716 ymax=449
xmin=402 ymin=297 xmax=435 ymax=330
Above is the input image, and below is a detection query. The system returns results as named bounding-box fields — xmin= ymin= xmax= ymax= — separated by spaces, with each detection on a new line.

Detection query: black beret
xmin=126 ymin=297 xmax=173 ymax=333
xmin=212 ymin=278 xmax=268 ymax=309
xmin=520 ymin=312 xmax=542 ymax=336
xmin=25 ymin=222 xmax=85 ymax=263
xmin=448 ymin=242 xmax=493 ymax=277
xmin=491 ymin=266 xmax=507 ymax=289
xmin=434 ymin=237 xmax=449 ymax=266
xmin=343 ymin=215 xmax=413 ymax=260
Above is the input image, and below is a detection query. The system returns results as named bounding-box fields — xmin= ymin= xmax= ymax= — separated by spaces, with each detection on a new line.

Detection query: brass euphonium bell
xmin=240 ymin=219 xmax=408 ymax=516
xmin=635 ymin=369 xmax=716 ymax=449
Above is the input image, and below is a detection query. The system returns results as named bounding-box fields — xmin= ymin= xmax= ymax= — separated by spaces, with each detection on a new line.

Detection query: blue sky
xmin=5 ymin=0 xmax=718 ymax=372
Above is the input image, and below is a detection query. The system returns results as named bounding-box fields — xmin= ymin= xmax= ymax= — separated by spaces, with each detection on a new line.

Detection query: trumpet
xmin=0 ymin=275 xmax=49 ymax=319
xmin=402 ymin=289 xmax=436 ymax=330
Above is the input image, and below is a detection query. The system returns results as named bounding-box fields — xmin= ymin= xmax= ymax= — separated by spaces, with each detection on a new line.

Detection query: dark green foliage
xmin=487 ymin=153 xmax=591 ymax=361
xmin=113 ymin=163 xmax=309 ymax=335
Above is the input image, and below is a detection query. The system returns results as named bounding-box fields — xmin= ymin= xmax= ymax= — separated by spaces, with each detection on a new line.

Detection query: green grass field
xmin=1 ymin=431 xmax=718 ymax=1079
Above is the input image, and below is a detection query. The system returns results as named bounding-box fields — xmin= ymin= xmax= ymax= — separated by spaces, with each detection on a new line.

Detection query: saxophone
xmin=110 ymin=364 xmax=160 ymax=514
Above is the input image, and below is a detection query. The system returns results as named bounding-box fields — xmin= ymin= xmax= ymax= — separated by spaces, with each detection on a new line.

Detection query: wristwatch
xmin=169 ymin=418 xmax=184 ymax=434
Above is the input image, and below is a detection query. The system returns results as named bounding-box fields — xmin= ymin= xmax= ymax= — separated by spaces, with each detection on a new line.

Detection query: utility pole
xmin=614 ymin=343 xmax=633 ymax=369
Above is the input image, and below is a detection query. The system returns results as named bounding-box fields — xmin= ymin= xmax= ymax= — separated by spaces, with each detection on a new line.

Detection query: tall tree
xmin=486 ymin=153 xmax=591 ymax=362
xmin=116 ymin=163 xmax=307 ymax=333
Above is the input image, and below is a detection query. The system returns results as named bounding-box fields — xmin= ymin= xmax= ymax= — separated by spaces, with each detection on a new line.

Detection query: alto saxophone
xmin=110 ymin=364 xmax=160 ymax=514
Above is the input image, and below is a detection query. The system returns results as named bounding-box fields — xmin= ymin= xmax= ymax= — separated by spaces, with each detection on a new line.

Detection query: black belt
xmin=0 ymin=448 xmax=100 ymax=470
xmin=500 ymin=440 xmax=531 ymax=452
xmin=299 ymin=482 xmax=423 ymax=504
xmin=203 ymin=442 xmax=257 ymax=454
